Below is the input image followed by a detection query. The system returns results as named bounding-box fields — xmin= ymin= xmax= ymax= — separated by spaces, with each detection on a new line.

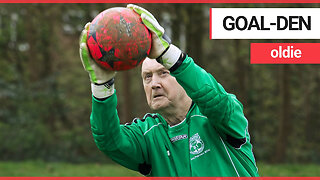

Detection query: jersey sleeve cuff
xmin=157 ymin=44 xmax=182 ymax=70
xmin=91 ymin=83 xmax=115 ymax=99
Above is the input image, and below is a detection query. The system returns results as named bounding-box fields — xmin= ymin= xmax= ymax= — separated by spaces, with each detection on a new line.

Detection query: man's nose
xmin=151 ymin=75 xmax=161 ymax=89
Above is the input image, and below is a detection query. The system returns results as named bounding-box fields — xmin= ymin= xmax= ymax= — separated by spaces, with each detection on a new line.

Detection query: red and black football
xmin=87 ymin=7 xmax=151 ymax=71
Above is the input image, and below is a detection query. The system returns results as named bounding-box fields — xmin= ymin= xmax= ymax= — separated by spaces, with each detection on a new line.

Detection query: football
xmin=87 ymin=7 xmax=151 ymax=71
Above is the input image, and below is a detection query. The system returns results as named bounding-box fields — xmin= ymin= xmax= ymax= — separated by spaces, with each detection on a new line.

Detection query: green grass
xmin=257 ymin=163 xmax=320 ymax=177
xmin=0 ymin=161 xmax=141 ymax=177
xmin=0 ymin=161 xmax=319 ymax=176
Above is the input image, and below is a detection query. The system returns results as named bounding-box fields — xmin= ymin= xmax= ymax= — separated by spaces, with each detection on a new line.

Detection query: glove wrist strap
xmin=91 ymin=77 xmax=115 ymax=99
xmin=169 ymin=52 xmax=186 ymax=72
xmin=156 ymin=45 xmax=182 ymax=70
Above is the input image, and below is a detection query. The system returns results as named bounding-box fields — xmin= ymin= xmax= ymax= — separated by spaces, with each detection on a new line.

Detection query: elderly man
xmin=79 ymin=4 xmax=259 ymax=177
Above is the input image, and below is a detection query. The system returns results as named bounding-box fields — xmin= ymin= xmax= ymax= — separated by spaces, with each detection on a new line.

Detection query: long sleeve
xmin=90 ymin=92 xmax=150 ymax=173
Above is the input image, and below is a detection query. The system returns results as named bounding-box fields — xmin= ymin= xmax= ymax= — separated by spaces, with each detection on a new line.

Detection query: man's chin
xmin=150 ymin=102 xmax=168 ymax=111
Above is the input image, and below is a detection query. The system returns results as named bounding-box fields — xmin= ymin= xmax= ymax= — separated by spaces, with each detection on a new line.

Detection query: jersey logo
xmin=189 ymin=133 xmax=204 ymax=155
xmin=170 ymin=134 xmax=188 ymax=143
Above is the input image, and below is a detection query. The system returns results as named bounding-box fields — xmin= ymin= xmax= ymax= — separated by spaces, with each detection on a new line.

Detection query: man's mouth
xmin=153 ymin=94 xmax=164 ymax=99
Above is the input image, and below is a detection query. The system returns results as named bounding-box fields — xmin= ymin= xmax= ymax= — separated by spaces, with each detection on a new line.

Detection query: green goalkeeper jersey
xmin=90 ymin=55 xmax=259 ymax=177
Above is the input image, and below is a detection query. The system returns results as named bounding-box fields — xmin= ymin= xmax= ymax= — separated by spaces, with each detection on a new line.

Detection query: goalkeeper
xmin=79 ymin=4 xmax=259 ymax=177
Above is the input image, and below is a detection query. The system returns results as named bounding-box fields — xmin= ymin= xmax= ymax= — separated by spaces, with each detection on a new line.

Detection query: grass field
xmin=0 ymin=161 xmax=319 ymax=176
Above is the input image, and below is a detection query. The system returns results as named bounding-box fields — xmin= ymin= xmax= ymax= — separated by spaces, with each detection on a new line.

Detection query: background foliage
xmin=0 ymin=3 xmax=319 ymax=168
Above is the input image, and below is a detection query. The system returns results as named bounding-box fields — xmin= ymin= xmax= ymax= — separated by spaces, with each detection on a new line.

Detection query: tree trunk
xmin=121 ymin=70 xmax=132 ymax=123
xmin=185 ymin=5 xmax=204 ymax=65
xmin=234 ymin=40 xmax=247 ymax=107
xmin=273 ymin=65 xmax=291 ymax=163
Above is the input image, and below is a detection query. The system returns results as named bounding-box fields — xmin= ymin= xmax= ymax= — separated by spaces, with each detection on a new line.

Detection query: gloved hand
xmin=79 ymin=22 xmax=116 ymax=98
xmin=127 ymin=4 xmax=182 ymax=70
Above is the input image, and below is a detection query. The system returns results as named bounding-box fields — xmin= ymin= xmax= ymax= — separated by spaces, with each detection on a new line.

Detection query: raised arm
xmin=79 ymin=23 xmax=150 ymax=173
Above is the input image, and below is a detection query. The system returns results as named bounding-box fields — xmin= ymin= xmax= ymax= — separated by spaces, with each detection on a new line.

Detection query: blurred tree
xmin=234 ymin=40 xmax=248 ymax=107
xmin=119 ymin=70 xmax=133 ymax=123
xmin=185 ymin=4 xmax=205 ymax=66
xmin=273 ymin=65 xmax=292 ymax=163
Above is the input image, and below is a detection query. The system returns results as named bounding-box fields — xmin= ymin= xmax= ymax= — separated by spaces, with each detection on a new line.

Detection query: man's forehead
xmin=141 ymin=58 xmax=166 ymax=73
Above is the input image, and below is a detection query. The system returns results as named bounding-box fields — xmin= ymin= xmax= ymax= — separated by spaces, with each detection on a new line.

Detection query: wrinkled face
xmin=141 ymin=58 xmax=187 ymax=111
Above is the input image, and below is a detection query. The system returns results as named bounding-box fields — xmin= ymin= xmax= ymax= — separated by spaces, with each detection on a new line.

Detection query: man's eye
xmin=145 ymin=74 xmax=152 ymax=80
xmin=161 ymin=71 xmax=169 ymax=76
